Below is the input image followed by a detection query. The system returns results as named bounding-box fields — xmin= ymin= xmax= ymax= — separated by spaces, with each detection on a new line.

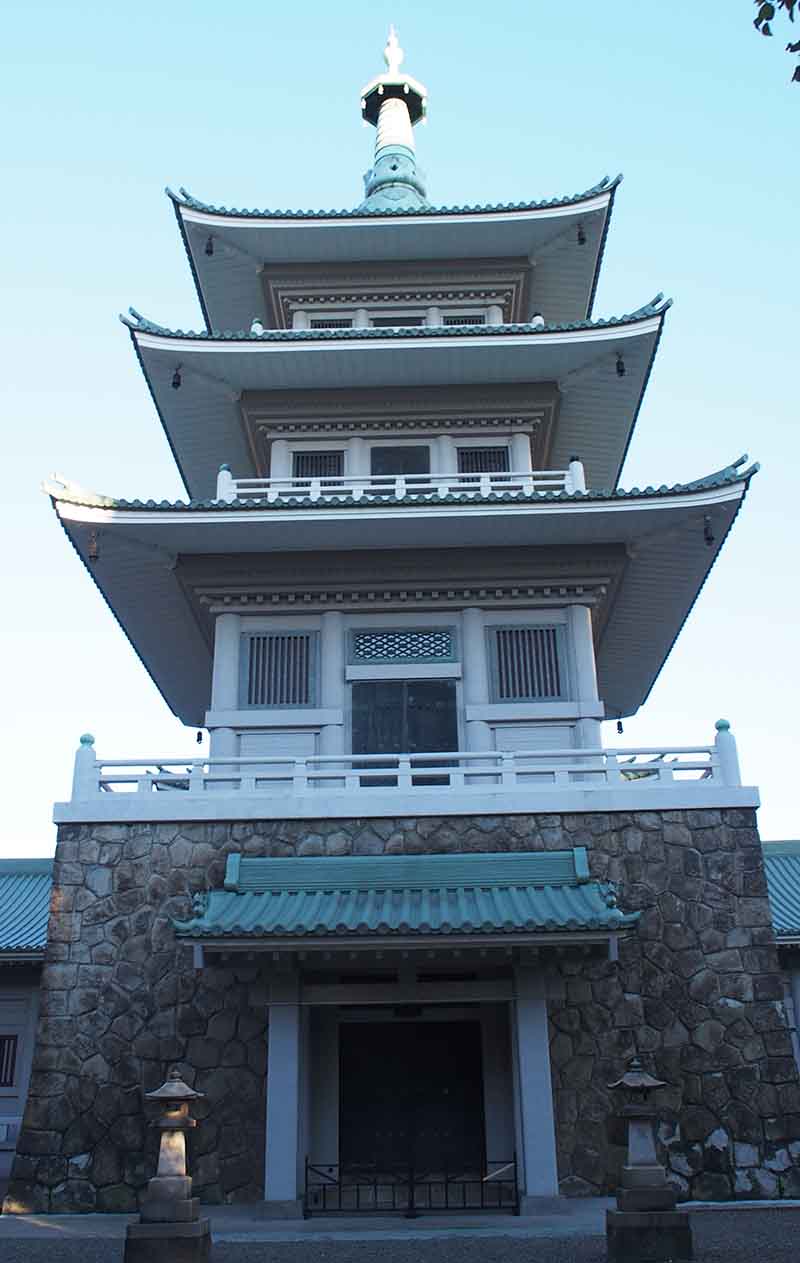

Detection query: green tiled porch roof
xmin=763 ymin=842 xmax=800 ymax=941
xmin=0 ymin=860 xmax=53 ymax=956
xmin=167 ymin=175 xmax=622 ymax=221
xmin=173 ymin=850 xmax=638 ymax=942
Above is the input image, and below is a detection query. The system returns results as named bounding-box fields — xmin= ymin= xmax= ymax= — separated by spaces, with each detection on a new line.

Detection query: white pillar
xmin=425 ymin=306 xmax=442 ymax=327
xmin=512 ymin=966 xmax=559 ymax=1199
xmin=216 ymin=465 xmax=237 ymax=502
xmin=270 ymin=440 xmax=291 ymax=480
xmin=72 ymin=734 xmax=98 ymax=800
xmin=510 ymin=432 xmax=532 ymax=473
xmin=568 ymin=605 xmax=601 ymax=750
xmin=319 ymin=611 xmax=345 ymax=756
xmin=462 ymin=607 xmax=493 ymax=752
xmin=348 ymin=436 xmax=370 ymax=477
xmin=292 ymin=310 xmax=309 ymax=330
xmin=436 ymin=435 xmax=457 ymax=476
xmin=487 ymin=305 xmax=503 ymax=326
xmin=210 ymin=613 xmax=241 ymax=710
xmin=354 ymin=307 xmax=370 ymax=329
xmin=567 ymin=457 xmax=586 ymax=493
xmin=265 ymin=975 xmax=301 ymax=1205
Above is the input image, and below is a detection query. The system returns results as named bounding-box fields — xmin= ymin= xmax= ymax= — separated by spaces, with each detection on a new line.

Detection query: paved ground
xmin=2 ymin=1202 xmax=800 ymax=1261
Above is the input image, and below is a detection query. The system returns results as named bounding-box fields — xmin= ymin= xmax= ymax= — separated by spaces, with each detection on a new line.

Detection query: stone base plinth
xmin=124 ymin=1218 xmax=211 ymax=1263
xmin=606 ymin=1208 xmax=692 ymax=1262
xmin=617 ymin=1187 xmax=677 ymax=1212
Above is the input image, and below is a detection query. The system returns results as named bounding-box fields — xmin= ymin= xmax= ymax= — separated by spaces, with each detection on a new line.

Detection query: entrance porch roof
xmin=173 ymin=850 xmax=638 ymax=945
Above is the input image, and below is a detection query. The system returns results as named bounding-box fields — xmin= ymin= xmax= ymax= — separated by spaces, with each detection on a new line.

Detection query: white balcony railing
xmin=58 ymin=722 xmax=756 ymax=823
xmin=215 ymin=460 xmax=586 ymax=505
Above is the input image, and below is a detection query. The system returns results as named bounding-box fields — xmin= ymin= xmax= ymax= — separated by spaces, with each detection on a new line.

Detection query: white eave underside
xmin=54 ymin=480 xmax=746 ymax=726
xmin=133 ymin=318 xmax=662 ymax=501
xmin=179 ymin=193 xmax=612 ymax=334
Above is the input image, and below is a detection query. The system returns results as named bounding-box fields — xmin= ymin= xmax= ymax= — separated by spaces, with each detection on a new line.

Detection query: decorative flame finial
xmin=384 ymin=25 xmax=404 ymax=76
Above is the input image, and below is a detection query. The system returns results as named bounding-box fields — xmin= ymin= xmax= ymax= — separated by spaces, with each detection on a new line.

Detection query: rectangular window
xmin=309 ymin=318 xmax=353 ymax=329
xmin=0 ymin=1034 xmax=18 ymax=1088
xmin=457 ymin=446 xmax=510 ymax=475
xmin=489 ymin=627 xmax=565 ymax=701
xmin=241 ymin=633 xmax=317 ymax=707
xmin=292 ymin=450 xmax=344 ymax=480
xmin=351 ymin=628 xmax=455 ymax=663
xmin=371 ymin=316 xmax=426 ymax=328
xmin=443 ymin=314 xmax=486 ymax=326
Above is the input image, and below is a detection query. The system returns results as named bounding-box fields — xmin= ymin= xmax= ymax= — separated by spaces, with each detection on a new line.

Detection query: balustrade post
xmin=714 ymin=719 xmax=741 ymax=786
xmin=567 ymin=456 xmax=586 ymax=494
xmin=71 ymin=733 xmax=98 ymax=800
xmin=216 ymin=464 xmax=237 ymax=503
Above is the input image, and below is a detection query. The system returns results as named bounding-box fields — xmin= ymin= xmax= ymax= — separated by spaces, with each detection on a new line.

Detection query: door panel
xmin=351 ymin=681 xmax=457 ymax=756
xmin=339 ymin=1021 xmax=485 ymax=1174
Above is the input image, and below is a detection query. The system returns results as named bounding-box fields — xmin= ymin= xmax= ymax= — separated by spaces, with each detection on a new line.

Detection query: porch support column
xmin=567 ymin=604 xmax=602 ymax=748
xmin=462 ymin=607 xmax=492 ymax=752
xmin=319 ymin=611 xmax=345 ymax=756
xmin=264 ymin=975 xmax=302 ymax=1210
xmin=512 ymin=965 xmax=559 ymax=1201
xmin=270 ymin=439 xmax=291 ymax=479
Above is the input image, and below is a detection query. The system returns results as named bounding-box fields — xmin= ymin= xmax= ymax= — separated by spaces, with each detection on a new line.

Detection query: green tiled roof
xmin=173 ymin=850 xmax=638 ymax=941
xmin=763 ymin=842 xmax=800 ymax=940
xmin=168 ymin=175 xmax=621 ymax=221
xmin=45 ymin=456 xmax=759 ymax=515
xmin=0 ymin=860 xmax=53 ymax=955
xmin=123 ymin=294 xmax=668 ymax=342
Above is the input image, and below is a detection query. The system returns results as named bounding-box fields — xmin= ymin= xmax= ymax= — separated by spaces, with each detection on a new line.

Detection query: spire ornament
xmin=359 ymin=26 xmax=429 ymax=211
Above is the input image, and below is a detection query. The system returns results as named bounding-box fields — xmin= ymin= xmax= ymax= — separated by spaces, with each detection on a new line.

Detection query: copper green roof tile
xmin=173 ymin=850 xmax=637 ymax=940
xmin=763 ymin=841 xmax=800 ymax=939
xmin=167 ymin=176 xmax=622 ymax=221
xmin=122 ymin=295 xmax=668 ymax=342
xmin=0 ymin=860 xmax=53 ymax=955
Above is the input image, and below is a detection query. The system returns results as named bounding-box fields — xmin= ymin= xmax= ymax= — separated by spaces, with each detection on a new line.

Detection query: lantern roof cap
xmin=145 ymin=1068 xmax=204 ymax=1102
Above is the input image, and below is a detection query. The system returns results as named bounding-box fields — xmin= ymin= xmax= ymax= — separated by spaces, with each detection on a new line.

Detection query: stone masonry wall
xmin=5 ymin=807 xmax=800 ymax=1212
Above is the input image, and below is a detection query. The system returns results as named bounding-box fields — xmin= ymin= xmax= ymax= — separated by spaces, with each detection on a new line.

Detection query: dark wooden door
xmin=339 ymin=1021 xmax=485 ymax=1174
xmin=351 ymin=680 xmax=458 ymax=756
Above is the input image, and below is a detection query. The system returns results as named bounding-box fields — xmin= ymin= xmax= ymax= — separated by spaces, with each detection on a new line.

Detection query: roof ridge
xmin=165 ymin=175 xmax=623 ymax=221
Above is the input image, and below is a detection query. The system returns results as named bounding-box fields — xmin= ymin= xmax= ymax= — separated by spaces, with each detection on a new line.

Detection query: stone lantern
xmin=605 ymin=1055 xmax=692 ymax=1263
xmin=124 ymin=1069 xmax=211 ymax=1263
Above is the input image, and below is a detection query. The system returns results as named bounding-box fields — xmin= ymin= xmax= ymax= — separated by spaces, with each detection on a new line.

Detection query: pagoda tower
xmin=10 ymin=29 xmax=798 ymax=1221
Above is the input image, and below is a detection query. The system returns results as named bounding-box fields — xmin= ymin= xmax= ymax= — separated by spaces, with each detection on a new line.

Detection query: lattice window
xmin=309 ymin=318 xmax=353 ymax=329
xmin=241 ymin=633 xmax=317 ymax=706
xmin=351 ymin=629 xmax=455 ymax=663
xmin=457 ymin=446 xmax=510 ymax=474
xmin=292 ymin=450 xmax=344 ymax=480
xmin=0 ymin=1034 xmax=18 ymax=1088
xmin=490 ymin=627 xmax=565 ymax=701
xmin=443 ymin=314 xmax=486 ymax=326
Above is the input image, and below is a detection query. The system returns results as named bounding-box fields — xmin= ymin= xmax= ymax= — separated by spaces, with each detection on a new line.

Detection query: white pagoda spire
xmin=359 ymin=25 xmax=429 ymax=210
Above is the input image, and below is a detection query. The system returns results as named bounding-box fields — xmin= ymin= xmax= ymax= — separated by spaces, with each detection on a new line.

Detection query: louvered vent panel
xmin=0 ymin=1034 xmax=18 ymax=1088
xmin=292 ymin=450 xmax=344 ymax=479
xmin=493 ymin=628 xmax=563 ymax=700
xmin=245 ymin=634 xmax=315 ymax=706
xmin=457 ymin=447 xmax=510 ymax=474
xmin=309 ymin=318 xmax=353 ymax=329
xmin=443 ymin=314 xmax=486 ymax=326
xmin=352 ymin=629 xmax=454 ymax=662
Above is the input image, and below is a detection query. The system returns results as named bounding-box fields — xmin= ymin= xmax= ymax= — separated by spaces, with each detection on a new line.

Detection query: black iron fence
xmin=303 ymin=1157 xmax=519 ymax=1217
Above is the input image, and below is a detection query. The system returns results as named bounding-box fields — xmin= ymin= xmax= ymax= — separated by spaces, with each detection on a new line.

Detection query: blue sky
xmin=1 ymin=1 xmax=797 ymax=851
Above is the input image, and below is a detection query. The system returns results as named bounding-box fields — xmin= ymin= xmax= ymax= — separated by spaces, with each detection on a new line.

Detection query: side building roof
xmin=763 ymin=841 xmax=800 ymax=945
xmin=0 ymin=860 xmax=53 ymax=960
